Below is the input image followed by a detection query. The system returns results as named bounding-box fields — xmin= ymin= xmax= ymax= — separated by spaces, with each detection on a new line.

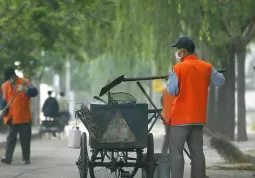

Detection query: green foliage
xmin=84 ymin=55 xmax=152 ymax=100
xmin=0 ymin=0 xmax=103 ymax=76
xmin=1 ymin=0 xmax=255 ymax=81
xmin=69 ymin=59 xmax=91 ymax=93
xmin=175 ymin=0 xmax=255 ymax=61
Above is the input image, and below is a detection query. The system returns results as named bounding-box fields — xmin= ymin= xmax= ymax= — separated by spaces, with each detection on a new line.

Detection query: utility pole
xmin=53 ymin=74 xmax=60 ymax=97
xmin=65 ymin=59 xmax=75 ymax=120
xmin=65 ymin=60 xmax=71 ymax=98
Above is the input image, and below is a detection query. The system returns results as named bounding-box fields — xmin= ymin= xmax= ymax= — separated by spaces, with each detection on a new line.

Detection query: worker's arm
xmin=162 ymin=72 xmax=178 ymax=125
xmin=25 ymin=83 xmax=38 ymax=97
xmin=167 ymin=71 xmax=179 ymax=96
xmin=210 ymin=67 xmax=225 ymax=86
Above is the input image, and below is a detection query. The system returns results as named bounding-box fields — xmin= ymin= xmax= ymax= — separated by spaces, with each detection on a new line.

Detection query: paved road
xmin=0 ymin=132 xmax=254 ymax=178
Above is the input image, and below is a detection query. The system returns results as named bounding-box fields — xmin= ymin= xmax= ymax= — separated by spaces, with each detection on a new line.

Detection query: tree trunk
xmin=216 ymin=80 xmax=227 ymax=134
xmin=31 ymin=76 xmax=41 ymax=127
xmin=236 ymin=45 xmax=248 ymax=141
xmin=215 ymin=46 xmax=236 ymax=139
xmin=224 ymin=45 xmax=236 ymax=140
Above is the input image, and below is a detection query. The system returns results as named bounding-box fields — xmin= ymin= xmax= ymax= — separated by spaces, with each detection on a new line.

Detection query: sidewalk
xmin=0 ymin=126 xmax=40 ymax=149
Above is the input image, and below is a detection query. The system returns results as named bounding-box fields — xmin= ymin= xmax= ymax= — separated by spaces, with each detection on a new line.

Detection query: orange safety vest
xmin=2 ymin=77 xmax=32 ymax=124
xmin=170 ymin=55 xmax=212 ymax=126
xmin=161 ymin=88 xmax=175 ymax=125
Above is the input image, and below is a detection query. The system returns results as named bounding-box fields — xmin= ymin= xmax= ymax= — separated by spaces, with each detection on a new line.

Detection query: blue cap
xmin=170 ymin=36 xmax=195 ymax=52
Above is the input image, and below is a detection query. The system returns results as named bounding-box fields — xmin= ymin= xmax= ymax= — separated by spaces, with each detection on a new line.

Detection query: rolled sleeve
xmin=167 ymin=71 xmax=179 ymax=96
xmin=26 ymin=83 xmax=38 ymax=97
xmin=210 ymin=67 xmax=225 ymax=86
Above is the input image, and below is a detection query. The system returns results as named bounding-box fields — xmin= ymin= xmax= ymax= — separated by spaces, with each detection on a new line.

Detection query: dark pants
xmin=5 ymin=121 xmax=31 ymax=161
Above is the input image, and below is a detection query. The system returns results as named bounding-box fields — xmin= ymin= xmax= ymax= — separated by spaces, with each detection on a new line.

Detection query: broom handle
xmin=2 ymin=90 xmax=20 ymax=112
xmin=0 ymin=90 xmax=20 ymax=118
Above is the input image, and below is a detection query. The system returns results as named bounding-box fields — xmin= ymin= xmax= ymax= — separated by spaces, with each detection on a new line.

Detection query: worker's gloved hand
xmin=0 ymin=110 xmax=3 ymax=117
xmin=17 ymin=84 xmax=27 ymax=93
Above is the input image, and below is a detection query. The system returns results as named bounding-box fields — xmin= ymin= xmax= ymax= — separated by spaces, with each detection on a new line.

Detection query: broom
xmin=75 ymin=103 xmax=104 ymax=140
xmin=0 ymin=91 xmax=20 ymax=118
xmin=203 ymin=127 xmax=255 ymax=164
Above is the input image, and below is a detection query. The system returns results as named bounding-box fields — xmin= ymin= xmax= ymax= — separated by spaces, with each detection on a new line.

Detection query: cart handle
xmin=99 ymin=69 xmax=226 ymax=96
xmin=93 ymin=96 xmax=107 ymax=104
xmin=148 ymin=109 xmax=162 ymax=113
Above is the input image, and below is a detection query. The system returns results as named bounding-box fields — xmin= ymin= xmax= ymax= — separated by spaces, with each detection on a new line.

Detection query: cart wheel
xmin=144 ymin=133 xmax=157 ymax=178
xmin=89 ymin=149 xmax=142 ymax=178
xmin=76 ymin=132 xmax=88 ymax=178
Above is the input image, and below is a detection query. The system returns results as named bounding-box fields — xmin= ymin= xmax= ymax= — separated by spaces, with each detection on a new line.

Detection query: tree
xmin=0 ymin=0 xmax=115 ymax=73
xmin=104 ymin=0 xmax=255 ymax=141
xmin=2 ymin=0 xmax=254 ymax=137
xmin=167 ymin=0 xmax=255 ymax=140
xmin=84 ymin=55 xmax=153 ymax=102
xmin=0 ymin=0 xmax=115 ymax=126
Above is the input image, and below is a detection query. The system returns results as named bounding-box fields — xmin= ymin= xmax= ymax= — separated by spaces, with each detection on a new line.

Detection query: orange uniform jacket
xmin=170 ymin=55 xmax=212 ymax=126
xmin=2 ymin=78 xmax=32 ymax=124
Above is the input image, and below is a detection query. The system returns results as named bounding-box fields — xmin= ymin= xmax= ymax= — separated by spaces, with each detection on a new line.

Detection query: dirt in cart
xmin=102 ymin=111 xmax=137 ymax=143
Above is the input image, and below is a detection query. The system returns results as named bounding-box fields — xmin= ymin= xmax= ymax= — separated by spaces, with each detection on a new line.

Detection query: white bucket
xmin=68 ymin=127 xmax=81 ymax=149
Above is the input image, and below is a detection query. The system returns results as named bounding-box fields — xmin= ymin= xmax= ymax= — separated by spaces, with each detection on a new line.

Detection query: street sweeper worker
xmin=160 ymin=87 xmax=175 ymax=153
xmin=0 ymin=67 xmax=38 ymax=165
xmin=167 ymin=36 xmax=225 ymax=178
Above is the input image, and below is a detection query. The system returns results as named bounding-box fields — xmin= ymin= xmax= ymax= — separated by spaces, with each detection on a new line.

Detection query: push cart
xmin=75 ymin=70 xmax=226 ymax=178
xmin=75 ymin=75 xmax=170 ymax=178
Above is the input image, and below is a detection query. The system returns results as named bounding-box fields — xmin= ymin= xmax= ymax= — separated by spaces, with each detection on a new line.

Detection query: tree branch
xmin=84 ymin=11 xmax=112 ymax=26
xmin=7 ymin=3 xmax=27 ymax=22
xmin=0 ymin=44 xmax=7 ymax=51
xmin=0 ymin=32 xmax=10 ymax=51
xmin=0 ymin=0 xmax=10 ymax=18
xmin=241 ymin=17 xmax=255 ymax=45
xmin=213 ymin=0 xmax=232 ymax=37
xmin=38 ymin=70 xmax=44 ymax=81
xmin=241 ymin=20 xmax=252 ymax=35
xmin=0 ymin=9 xmax=7 ymax=19
xmin=219 ymin=8 xmax=233 ymax=37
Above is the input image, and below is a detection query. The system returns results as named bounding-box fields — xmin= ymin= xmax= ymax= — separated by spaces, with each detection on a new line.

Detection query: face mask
xmin=175 ymin=49 xmax=183 ymax=62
